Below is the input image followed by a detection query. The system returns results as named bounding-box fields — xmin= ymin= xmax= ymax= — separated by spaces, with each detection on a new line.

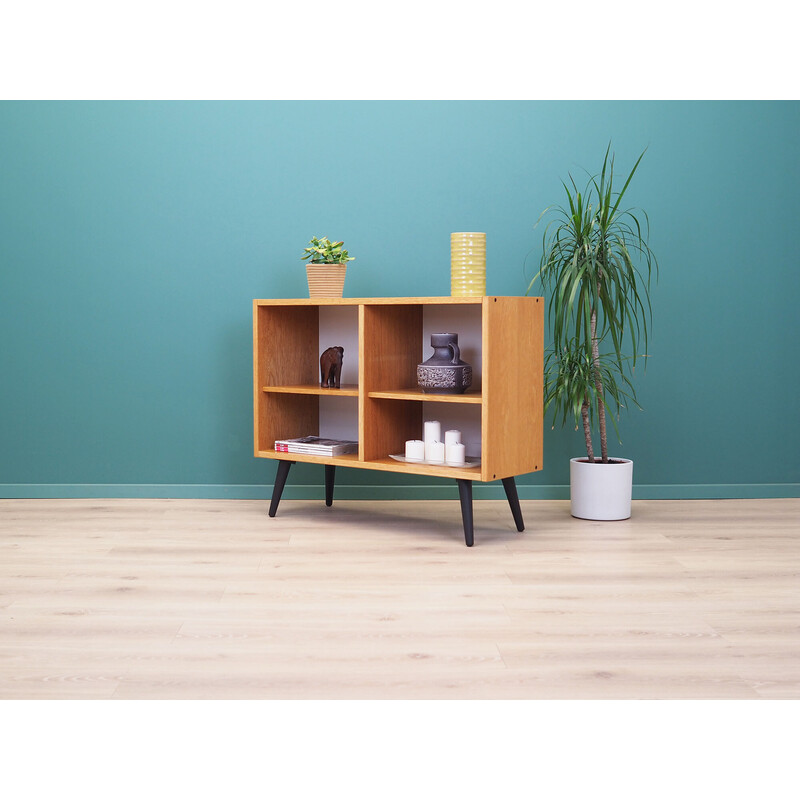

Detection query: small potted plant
xmin=301 ymin=236 xmax=355 ymax=298
xmin=527 ymin=145 xmax=658 ymax=520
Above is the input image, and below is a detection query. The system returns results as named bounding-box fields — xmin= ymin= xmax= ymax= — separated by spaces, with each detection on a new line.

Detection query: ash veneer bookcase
xmin=253 ymin=296 xmax=543 ymax=546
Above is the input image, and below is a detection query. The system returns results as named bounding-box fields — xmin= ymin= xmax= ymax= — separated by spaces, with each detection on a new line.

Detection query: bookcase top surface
xmin=254 ymin=296 xmax=540 ymax=306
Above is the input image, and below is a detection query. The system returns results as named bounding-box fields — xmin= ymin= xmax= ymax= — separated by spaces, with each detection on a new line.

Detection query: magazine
xmin=274 ymin=436 xmax=358 ymax=456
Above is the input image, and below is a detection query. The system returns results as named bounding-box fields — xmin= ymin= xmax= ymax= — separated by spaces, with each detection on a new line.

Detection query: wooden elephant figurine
xmin=320 ymin=346 xmax=344 ymax=389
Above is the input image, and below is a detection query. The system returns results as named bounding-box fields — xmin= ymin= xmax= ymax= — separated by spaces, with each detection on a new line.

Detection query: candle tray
xmin=389 ymin=454 xmax=481 ymax=468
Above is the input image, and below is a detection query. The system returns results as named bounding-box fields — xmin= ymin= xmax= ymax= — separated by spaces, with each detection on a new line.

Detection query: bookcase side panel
xmin=253 ymin=301 xmax=262 ymax=456
xmin=481 ymin=297 xmax=543 ymax=480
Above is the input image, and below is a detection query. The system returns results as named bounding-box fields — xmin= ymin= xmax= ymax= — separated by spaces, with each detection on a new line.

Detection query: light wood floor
xmin=1 ymin=497 xmax=798 ymax=699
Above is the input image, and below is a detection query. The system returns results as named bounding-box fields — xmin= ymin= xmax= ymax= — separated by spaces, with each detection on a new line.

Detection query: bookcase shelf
xmin=254 ymin=296 xmax=543 ymax=545
xmin=256 ymin=449 xmax=362 ymax=468
xmin=263 ymin=384 xmax=360 ymax=397
xmin=366 ymin=388 xmax=482 ymax=404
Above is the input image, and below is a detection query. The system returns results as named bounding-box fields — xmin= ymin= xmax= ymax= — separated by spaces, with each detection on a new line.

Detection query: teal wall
xmin=1 ymin=101 xmax=798 ymax=499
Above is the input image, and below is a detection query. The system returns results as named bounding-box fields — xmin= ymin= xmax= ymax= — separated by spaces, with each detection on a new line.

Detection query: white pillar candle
xmin=423 ymin=420 xmax=441 ymax=444
xmin=446 ymin=442 xmax=466 ymax=466
xmin=444 ymin=429 xmax=461 ymax=446
xmin=426 ymin=440 xmax=445 ymax=464
xmin=405 ymin=440 xmax=425 ymax=461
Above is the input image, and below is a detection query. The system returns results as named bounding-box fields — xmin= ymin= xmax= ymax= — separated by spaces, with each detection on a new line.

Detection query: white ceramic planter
xmin=570 ymin=457 xmax=633 ymax=520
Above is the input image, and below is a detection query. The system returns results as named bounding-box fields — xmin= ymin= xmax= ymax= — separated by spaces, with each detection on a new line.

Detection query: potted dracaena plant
xmin=527 ymin=144 xmax=658 ymax=520
xmin=301 ymin=236 xmax=355 ymax=298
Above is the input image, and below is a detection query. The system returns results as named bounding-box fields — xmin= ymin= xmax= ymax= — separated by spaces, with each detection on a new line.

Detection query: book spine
xmin=283 ymin=447 xmax=337 ymax=455
xmin=279 ymin=446 xmax=355 ymax=456
xmin=274 ymin=441 xmax=357 ymax=456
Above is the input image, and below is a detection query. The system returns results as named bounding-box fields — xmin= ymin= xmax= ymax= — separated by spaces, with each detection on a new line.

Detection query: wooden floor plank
xmin=0 ymin=498 xmax=798 ymax=699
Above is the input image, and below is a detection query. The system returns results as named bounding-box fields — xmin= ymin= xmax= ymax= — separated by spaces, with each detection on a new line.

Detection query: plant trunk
xmin=590 ymin=301 xmax=609 ymax=464
xmin=581 ymin=394 xmax=595 ymax=463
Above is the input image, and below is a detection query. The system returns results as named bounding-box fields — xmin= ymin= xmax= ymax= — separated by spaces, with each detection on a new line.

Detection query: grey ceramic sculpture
xmin=417 ymin=333 xmax=472 ymax=394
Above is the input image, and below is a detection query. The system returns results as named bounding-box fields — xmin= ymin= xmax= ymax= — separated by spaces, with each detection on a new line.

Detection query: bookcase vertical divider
xmin=357 ymin=303 xmax=366 ymax=462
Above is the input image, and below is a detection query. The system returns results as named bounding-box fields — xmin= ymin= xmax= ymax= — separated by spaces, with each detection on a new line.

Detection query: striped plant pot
xmin=306 ymin=263 xmax=347 ymax=297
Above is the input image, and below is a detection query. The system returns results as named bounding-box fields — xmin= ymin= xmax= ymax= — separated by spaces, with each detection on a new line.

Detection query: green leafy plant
xmin=527 ymin=145 xmax=658 ymax=464
xmin=301 ymin=236 xmax=355 ymax=265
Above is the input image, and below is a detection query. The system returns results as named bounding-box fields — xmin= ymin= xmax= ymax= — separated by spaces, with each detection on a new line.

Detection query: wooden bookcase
xmin=253 ymin=296 xmax=543 ymax=545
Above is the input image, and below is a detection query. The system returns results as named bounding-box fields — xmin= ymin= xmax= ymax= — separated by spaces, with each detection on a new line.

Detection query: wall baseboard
xmin=2 ymin=483 xmax=798 ymax=500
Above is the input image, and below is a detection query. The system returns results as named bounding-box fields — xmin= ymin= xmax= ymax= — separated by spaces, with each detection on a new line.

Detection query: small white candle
xmin=426 ymin=440 xmax=445 ymax=463
xmin=423 ymin=420 xmax=441 ymax=444
xmin=444 ymin=429 xmax=461 ymax=446
xmin=446 ymin=442 xmax=466 ymax=466
xmin=405 ymin=440 xmax=425 ymax=461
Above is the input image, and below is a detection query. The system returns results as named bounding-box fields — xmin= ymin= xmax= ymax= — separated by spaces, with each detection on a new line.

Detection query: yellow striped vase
xmin=450 ymin=232 xmax=486 ymax=297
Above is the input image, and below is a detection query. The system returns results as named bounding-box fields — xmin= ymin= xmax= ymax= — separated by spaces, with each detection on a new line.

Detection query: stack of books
xmin=274 ymin=436 xmax=358 ymax=456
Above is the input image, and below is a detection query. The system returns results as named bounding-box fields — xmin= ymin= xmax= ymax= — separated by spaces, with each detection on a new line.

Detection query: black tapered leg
xmin=501 ymin=476 xmax=525 ymax=532
xmin=456 ymin=479 xmax=474 ymax=547
xmin=268 ymin=460 xmax=294 ymax=517
xmin=324 ymin=465 xmax=336 ymax=507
